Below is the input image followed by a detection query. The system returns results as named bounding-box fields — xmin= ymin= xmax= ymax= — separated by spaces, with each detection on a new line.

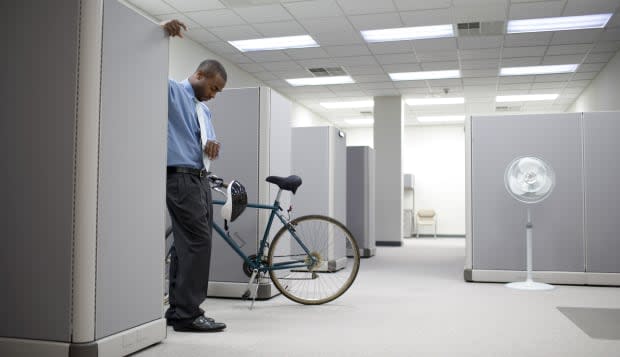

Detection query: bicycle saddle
xmin=266 ymin=175 xmax=302 ymax=194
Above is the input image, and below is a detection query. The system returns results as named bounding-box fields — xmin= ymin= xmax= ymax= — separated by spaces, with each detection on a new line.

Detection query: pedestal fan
xmin=504 ymin=156 xmax=555 ymax=291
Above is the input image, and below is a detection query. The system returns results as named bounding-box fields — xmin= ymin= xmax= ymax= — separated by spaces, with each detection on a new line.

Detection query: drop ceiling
xmin=126 ymin=0 xmax=620 ymax=126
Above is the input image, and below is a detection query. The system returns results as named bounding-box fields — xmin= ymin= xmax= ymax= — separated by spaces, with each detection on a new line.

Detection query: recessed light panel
xmin=321 ymin=100 xmax=374 ymax=109
xmin=389 ymin=70 xmax=460 ymax=81
xmin=496 ymin=94 xmax=559 ymax=102
xmin=500 ymin=64 xmax=579 ymax=76
xmin=229 ymin=35 xmax=318 ymax=52
xmin=361 ymin=24 xmax=454 ymax=43
xmin=507 ymin=14 xmax=613 ymax=34
xmin=286 ymin=76 xmax=354 ymax=86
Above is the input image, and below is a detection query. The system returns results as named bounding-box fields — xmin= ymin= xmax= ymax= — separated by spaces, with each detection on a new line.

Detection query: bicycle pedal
xmin=241 ymin=290 xmax=251 ymax=300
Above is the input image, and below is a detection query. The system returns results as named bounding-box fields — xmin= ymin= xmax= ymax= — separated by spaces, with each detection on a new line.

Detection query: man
xmin=163 ymin=19 xmax=227 ymax=332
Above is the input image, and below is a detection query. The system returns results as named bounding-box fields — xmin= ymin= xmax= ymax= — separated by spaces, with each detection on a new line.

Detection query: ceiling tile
xmin=393 ymin=81 xmax=430 ymax=88
xmin=208 ymin=25 xmax=262 ymax=41
xmin=357 ymin=82 xmax=396 ymax=89
xmin=591 ymin=41 xmax=620 ymax=52
xmin=399 ymin=87 xmax=432 ymax=95
xmin=534 ymin=73 xmax=573 ymax=82
xmin=400 ymin=9 xmax=453 ymax=27
xmin=345 ymin=65 xmax=389 ymax=75
xmin=531 ymin=82 xmax=565 ymax=90
xmin=504 ymin=33 xmax=553 ymax=47
xmin=156 ymin=13 xmax=201 ymax=28
xmin=607 ymin=13 xmax=620 ymax=28
xmin=237 ymin=63 xmax=265 ymax=73
xmin=498 ymin=75 xmax=535 ymax=84
xmin=508 ymin=1 xmax=566 ymax=20
xmin=571 ymin=72 xmax=598 ymax=80
xmin=420 ymin=61 xmax=460 ymax=70
xmin=546 ymin=44 xmax=592 ymax=55
xmin=286 ymin=47 xmax=330 ymax=60
xmin=261 ymin=61 xmax=305 ymax=72
xmin=562 ymin=0 xmax=620 ymax=16
xmin=252 ymin=21 xmax=307 ymax=37
xmin=297 ymin=16 xmax=355 ymax=33
xmin=365 ymin=88 xmax=402 ymax=96
xmin=296 ymin=59 xmax=339 ymax=68
xmin=551 ymin=29 xmax=603 ymax=45
xmin=226 ymin=53 xmax=254 ymax=64
xmin=204 ymin=41 xmax=238 ymax=54
xmin=233 ymin=4 xmax=293 ymax=23
xmin=264 ymin=79 xmax=290 ymax=88
xmin=578 ymin=63 xmax=606 ymax=72
xmin=165 ymin=0 xmax=225 ymax=11
xmin=460 ymin=48 xmax=501 ymax=60
xmin=187 ymin=9 xmax=246 ymax=27
xmin=245 ymin=50 xmax=291 ymax=62
xmin=413 ymin=38 xmax=458 ymax=51
xmin=458 ymin=36 xmax=504 ymax=49
xmin=427 ymin=78 xmax=464 ymax=87
xmin=375 ymin=53 xmax=418 ymax=65
xmin=336 ymin=0 xmax=397 ymax=15
xmin=382 ymin=63 xmax=424 ymax=72
xmin=500 ymin=57 xmax=543 ymax=66
xmin=416 ymin=50 xmax=459 ymax=62
xmin=461 ymin=59 xmax=500 ymax=70
xmin=333 ymin=56 xmax=379 ymax=66
xmin=282 ymin=0 xmax=343 ymax=19
xmin=453 ymin=0 xmax=507 ymax=23
xmin=562 ymin=87 xmax=586 ymax=95
xmin=462 ymin=77 xmax=498 ymax=85
xmin=185 ymin=28 xmax=220 ymax=43
xmin=349 ymin=12 xmax=403 ymax=31
xmin=272 ymin=69 xmax=315 ymax=78
xmin=599 ymin=28 xmax=620 ymax=41
xmin=498 ymin=83 xmax=532 ymax=90
xmin=324 ymin=45 xmax=371 ymax=57
xmin=252 ymin=70 xmax=278 ymax=81
xmin=393 ymin=0 xmax=451 ymax=11
xmin=128 ymin=0 xmax=175 ymax=15
xmin=542 ymin=54 xmax=586 ymax=64
xmin=566 ymin=79 xmax=592 ymax=88
xmin=368 ymin=42 xmax=416 ymax=54
xmin=501 ymin=46 xmax=547 ymax=58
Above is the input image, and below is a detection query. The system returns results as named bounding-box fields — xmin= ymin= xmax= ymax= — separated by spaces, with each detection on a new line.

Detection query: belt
xmin=167 ymin=166 xmax=209 ymax=177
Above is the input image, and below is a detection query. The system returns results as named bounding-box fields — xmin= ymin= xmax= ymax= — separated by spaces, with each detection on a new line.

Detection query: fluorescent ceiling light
xmin=507 ymin=14 xmax=613 ymax=34
xmin=321 ymin=100 xmax=373 ymax=109
xmin=389 ymin=70 xmax=460 ymax=81
xmin=496 ymin=94 xmax=559 ymax=102
xmin=286 ymin=76 xmax=354 ymax=86
xmin=406 ymin=97 xmax=465 ymax=106
xmin=361 ymin=24 xmax=454 ymax=43
xmin=417 ymin=115 xmax=465 ymax=123
xmin=229 ymin=35 xmax=318 ymax=52
xmin=345 ymin=118 xmax=374 ymax=125
xmin=501 ymin=64 xmax=579 ymax=76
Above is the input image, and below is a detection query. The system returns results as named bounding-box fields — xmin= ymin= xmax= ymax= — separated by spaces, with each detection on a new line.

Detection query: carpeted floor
xmin=134 ymin=238 xmax=620 ymax=357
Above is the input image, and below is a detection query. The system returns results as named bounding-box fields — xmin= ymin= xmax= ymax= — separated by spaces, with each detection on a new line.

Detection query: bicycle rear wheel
xmin=268 ymin=215 xmax=360 ymax=305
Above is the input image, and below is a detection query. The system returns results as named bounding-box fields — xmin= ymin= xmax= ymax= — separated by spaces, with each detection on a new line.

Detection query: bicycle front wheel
xmin=268 ymin=215 xmax=360 ymax=305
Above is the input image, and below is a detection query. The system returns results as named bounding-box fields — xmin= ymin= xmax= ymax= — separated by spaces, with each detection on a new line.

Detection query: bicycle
xmin=165 ymin=174 xmax=361 ymax=308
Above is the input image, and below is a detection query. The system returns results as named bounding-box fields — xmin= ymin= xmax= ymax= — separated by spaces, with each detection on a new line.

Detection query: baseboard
xmin=466 ymin=269 xmax=620 ymax=286
xmin=376 ymin=241 xmax=402 ymax=247
xmin=405 ymin=234 xmax=466 ymax=238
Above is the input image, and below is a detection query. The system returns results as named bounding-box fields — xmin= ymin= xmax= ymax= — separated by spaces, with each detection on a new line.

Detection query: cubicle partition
xmin=347 ymin=146 xmax=376 ymax=257
xmin=0 ymin=1 xmax=168 ymax=356
xmin=465 ymin=112 xmax=620 ymax=285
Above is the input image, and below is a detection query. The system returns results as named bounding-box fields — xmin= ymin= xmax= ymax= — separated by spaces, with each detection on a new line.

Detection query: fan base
xmin=505 ymin=280 xmax=554 ymax=291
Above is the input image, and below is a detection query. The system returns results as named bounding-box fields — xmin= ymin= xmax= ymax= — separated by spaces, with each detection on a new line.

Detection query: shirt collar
xmin=181 ymin=79 xmax=198 ymax=101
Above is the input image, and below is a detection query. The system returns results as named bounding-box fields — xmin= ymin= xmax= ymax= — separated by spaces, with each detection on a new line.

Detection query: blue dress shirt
xmin=167 ymin=79 xmax=216 ymax=169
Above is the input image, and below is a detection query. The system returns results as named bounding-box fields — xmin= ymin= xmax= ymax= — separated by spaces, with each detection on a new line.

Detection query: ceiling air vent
xmin=496 ymin=105 xmax=522 ymax=112
xmin=308 ymin=67 xmax=347 ymax=77
xmin=457 ymin=21 xmax=505 ymax=36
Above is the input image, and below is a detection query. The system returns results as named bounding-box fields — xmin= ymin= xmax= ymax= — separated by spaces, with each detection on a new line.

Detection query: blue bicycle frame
xmin=211 ymin=190 xmax=316 ymax=274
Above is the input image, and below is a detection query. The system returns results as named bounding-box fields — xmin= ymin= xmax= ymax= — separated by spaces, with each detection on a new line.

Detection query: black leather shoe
xmin=172 ymin=316 xmax=226 ymax=332
xmin=167 ymin=316 xmax=214 ymax=326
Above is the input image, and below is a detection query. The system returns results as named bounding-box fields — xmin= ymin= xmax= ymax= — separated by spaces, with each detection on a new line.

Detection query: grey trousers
xmin=165 ymin=172 xmax=213 ymax=323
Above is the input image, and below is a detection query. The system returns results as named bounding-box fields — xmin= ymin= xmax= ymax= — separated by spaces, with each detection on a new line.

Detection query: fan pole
xmin=525 ymin=207 xmax=533 ymax=282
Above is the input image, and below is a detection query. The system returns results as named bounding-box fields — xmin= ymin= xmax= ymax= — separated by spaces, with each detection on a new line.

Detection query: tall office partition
xmin=347 ymin=146 xmax=376 ymax=257
xmin=292 ymin=127 xmax=348 ymax=264
xmin=465 ymin=112 xmax=620 ymax=285
xmin=0 ymin=1 xmax=168 ymax=356
xmin=206 ymin=87 xmax=292 ymax=299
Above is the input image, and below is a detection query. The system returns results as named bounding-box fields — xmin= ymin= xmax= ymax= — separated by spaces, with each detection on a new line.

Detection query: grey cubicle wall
xmin=347 ymin=146 xmax=376 ymax=257
xmin=583 ymin=112 xmax=620 ymax=273
xmin=0 ymin=1 xmax=167 ymax=355
xmin=206 ymin=87 xmax=292 ymax=297
xmin=96 ymin=0 xmax=168 ymax=339
xmin=471 ymin=113 xmax=584 ymax=272
xmin=0 ymin=0 xmax=78 ymax=342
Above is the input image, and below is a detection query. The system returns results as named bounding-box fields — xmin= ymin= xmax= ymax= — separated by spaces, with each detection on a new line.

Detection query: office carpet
xmin=557 ymin=307 xmax=620 ymax=340
xmin=133 ymin=238 xmax=620 ymax=357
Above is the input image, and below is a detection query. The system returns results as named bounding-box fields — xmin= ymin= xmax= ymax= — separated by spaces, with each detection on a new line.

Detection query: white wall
xmin=291 ymin=103 xmax=332 ymax=127
xmin=168 ymin=38 xmax=261 ymax=88
xmin=343 ymin=125 xmax=466 ymax=235
xmin=570 ymin=50 xmax=620 ymax=112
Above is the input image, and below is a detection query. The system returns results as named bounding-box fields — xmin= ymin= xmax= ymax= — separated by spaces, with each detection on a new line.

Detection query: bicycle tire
xmin=268 ymin=215 xmax=360 ymax=305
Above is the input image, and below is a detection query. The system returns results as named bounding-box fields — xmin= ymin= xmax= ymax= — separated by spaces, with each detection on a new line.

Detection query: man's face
xmin=196 ymin=71 xmax=226 ymax=102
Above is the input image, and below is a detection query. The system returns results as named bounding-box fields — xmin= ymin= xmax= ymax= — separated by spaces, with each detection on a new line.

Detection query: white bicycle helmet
xmin=221 ymin=180 xmax=248 ymax=227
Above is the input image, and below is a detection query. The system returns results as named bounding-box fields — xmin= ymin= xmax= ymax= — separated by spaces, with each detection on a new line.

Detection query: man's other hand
xmin=204 ymin=140 xmax=221 ymax=160
xmin=161 ymin=19 xmax=187 ymax=38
